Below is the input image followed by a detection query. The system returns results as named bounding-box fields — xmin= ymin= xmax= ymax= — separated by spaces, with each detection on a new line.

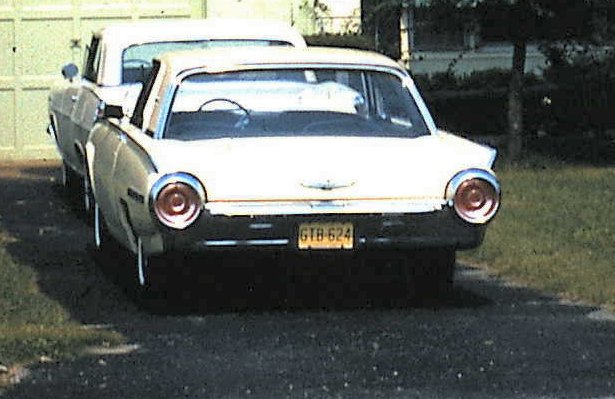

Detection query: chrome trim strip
xmin=205 ymin=200 xmax=445 ymax=217
xmin=247 ymin=239 xmax=289 ymax=246
xmin=300 ymin=179 xmax=356 ymax=191
xmin=201 ymin=239 xmax=289 ymax=247
xmin=249 ymin=223 xmax=273 ymax=230
xmin=203 ymin=240 xmax=237 ymax=247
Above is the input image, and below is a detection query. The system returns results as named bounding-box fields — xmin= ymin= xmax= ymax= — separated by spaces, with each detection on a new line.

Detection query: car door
xmin=67 ymin=36 xmax=102 ymax=170
xmin=50 ymin=84 xmax=80 ymax=161
xmin=71 ymin=82 xmax=102 ymax=159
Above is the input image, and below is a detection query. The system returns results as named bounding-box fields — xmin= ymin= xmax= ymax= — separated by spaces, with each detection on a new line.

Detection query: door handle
xmin=71 ymin=95 xmax=78 ymax=102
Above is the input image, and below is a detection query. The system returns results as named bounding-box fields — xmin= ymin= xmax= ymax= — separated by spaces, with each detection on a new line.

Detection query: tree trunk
xmin=507 ymin=39 xmax=526 ymax=161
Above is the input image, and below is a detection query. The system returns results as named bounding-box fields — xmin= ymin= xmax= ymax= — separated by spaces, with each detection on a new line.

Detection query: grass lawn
xmin=461 ymin=163 xmax=615 ymax=311
xmin=0 ymin=232 xmax=123 ymax=379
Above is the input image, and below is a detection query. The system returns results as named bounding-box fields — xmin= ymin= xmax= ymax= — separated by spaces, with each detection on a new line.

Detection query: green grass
xmin=461 ymin=163 xmax=615 ymax=311
xmin=0 ymin=233 xmax=123 ymax=373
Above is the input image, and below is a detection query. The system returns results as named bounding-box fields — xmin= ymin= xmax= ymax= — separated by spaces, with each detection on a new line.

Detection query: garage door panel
xmin=0 ymin=90 xmax=15 ymax=150
xmin=80 ymin=0 xmax=131 ymax=5
xmin=21 ymin=19 xmax=73 ymax=76
xmin=0 ymin=0 xmax=202 ymax=159
xmin=0 ymin=20 xmax=14 ymax=76
xmin=22 ymin=0 xmax=71 ymax=7
xmin=19 ymin=88 xmax=51 ymax=151
xmin=137 ymin=1 xmax=194 ymax=14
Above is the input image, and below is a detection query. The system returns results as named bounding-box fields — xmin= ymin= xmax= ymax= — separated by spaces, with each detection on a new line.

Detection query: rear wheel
xmin=91 ymin=203 xmax=165 ymax=310
xmin=91 ymin=201 xmax=126 ymax=268
xmin=61 ymin=161 xmax=80 ymax=196
xmin=82 ymin=170 xmax=93 ymax=214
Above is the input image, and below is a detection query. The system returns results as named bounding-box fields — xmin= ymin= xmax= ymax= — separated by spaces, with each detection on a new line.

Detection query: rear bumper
xmin=154 ymin=206 xmax=486 ymax=254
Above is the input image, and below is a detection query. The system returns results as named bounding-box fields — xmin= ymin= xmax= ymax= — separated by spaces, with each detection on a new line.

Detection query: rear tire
xmin=91 ymin=201 xmax=128 ymax=277
xmin=61 ymin=161 xmax=80 ymax=197
xmin=82 ymin=170 xmax=93 ymax=215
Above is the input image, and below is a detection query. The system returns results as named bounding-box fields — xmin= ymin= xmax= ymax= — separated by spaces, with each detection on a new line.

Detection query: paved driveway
xmin=1 ymin=161 xmax=614 ymax=398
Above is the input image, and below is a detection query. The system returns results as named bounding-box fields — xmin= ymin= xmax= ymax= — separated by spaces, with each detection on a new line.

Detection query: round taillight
xmin=154 ymin=182 xmax=202 ymax=229
xmin=454 ymin=178 xmax=500 ymax=224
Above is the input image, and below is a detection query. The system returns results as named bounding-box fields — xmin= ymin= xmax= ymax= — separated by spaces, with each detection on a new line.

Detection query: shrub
xmin=542 ymin=44 xmax=615 ymax=135
xmin=415 ymin=69 xmax=549 ymax=137
xmin=305 ymin=34 xmax=376 ymax=52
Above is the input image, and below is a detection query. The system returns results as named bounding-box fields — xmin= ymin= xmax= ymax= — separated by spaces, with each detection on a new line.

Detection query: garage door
xmin=0 ymin=0 xmax=202 ymax=160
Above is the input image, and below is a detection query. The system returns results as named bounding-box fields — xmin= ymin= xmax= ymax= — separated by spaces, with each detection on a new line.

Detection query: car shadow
xmin=109 ymin=251 xmax=493 ymax=315
xmin=0 ymin=161 xmax=491 ymax=322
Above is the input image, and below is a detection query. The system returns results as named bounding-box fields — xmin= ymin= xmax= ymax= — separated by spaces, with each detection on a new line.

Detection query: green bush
xmin=414 ymin=69 xmax=542 ymax=92
xmin=542 ymin=45 xmax=615 ymax=135
xmin=415 ymin=69 xmax=549 ymax=137
xmin=305 ymin=34 xmax=376 ymax=52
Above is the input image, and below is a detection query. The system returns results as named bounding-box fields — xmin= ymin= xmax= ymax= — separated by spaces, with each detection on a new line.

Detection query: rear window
xmin=164 ymin=68 xmax=430 ymax=141
xmin=121 ymin=40 xmax=291 ymax=84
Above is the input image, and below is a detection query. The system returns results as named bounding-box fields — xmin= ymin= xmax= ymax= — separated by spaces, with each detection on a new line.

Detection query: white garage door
xmin=0 ymin=0 xmax=202 ymax=160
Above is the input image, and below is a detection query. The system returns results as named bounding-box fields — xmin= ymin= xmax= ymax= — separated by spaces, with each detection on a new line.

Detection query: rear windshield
xmin=122 ymin=40 xmax=291 ymax=84
xmin=164 ymin=68 xmax=430 ymax=140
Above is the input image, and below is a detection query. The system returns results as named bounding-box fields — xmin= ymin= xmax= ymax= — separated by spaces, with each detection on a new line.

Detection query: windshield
xmin=122 ymin=40 xmax=291 ymax=84
xmin=164 ymin=68 xmax=430 ymax=140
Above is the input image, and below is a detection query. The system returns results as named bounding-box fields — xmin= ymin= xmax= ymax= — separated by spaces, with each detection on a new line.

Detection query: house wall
xmin=205 ymin=0 xmax=292 ymax=23
xmin=412 ymin=44 xmax=548 ymax=77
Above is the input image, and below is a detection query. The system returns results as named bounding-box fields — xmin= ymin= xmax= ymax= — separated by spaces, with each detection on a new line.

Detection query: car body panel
xmin=145 ymin=134 xmax=494 ymax=203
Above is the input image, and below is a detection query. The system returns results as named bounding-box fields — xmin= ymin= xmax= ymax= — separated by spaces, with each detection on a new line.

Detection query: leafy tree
xmin=460 ymin=0 xmax=595 ymax=160
xmin=362 ymin=0 xmax=599 ymax=160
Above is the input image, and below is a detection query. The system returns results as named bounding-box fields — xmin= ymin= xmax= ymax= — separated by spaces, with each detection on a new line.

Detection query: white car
xmin=47 ymin=19 xmax=306 ymax=210
xmin=86 ymin=46 xmax=500 ymax=300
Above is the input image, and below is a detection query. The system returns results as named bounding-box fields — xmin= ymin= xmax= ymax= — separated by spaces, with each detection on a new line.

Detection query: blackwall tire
xmin=61 ymin=161 xmax=81 ymax=198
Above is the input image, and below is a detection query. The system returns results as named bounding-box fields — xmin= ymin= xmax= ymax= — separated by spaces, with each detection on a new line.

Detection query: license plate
xmin=298 ymin=222 xmax=353 ymax=250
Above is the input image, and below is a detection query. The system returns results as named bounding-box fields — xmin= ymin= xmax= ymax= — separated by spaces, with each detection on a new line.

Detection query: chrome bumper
xmin=158 ymin=206 xmax=487 ymax=253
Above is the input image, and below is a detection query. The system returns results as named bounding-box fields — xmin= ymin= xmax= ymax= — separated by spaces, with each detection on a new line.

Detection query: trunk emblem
xmin=301 ymin=179 xmax=356 ymax=191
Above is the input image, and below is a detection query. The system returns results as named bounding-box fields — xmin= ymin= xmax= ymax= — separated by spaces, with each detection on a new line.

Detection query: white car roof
xmin=157 ymin=46 xmax=406 ymax=77
xmin=96 ymin=18 xmax=306 ymax=49
xmin=94 ymin=19 xmax=306 ymax=86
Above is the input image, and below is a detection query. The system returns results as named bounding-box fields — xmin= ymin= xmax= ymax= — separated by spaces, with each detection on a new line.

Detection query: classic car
xmin=47 ymin=18 xmax=306 ymax=211
xmin=86 ymin=46 xmax=500 ymax=299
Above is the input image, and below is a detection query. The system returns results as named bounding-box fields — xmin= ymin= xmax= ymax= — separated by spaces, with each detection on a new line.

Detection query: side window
xmin=369 ymin=72 xmax=428 ymax=132
xmin=130 ymin=60 xmax=161 ymax=132
xmin=82 ymin=37 xmax=101 ymax=83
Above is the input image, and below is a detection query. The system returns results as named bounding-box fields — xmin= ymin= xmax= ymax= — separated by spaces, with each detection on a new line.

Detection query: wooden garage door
xmin=0 ymin=0 xmax=202 ymax=160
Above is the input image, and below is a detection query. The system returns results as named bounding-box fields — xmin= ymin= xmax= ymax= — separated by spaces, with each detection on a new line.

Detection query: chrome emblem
xmin=300 ymin=179 xmax=356 ymax=191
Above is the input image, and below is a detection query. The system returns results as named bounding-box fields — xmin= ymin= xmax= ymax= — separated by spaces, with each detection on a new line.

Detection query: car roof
xmin=157 ymin=46 xmax=406 ymax=77
xmin=95 ymin=18 xmax=306 ymax=48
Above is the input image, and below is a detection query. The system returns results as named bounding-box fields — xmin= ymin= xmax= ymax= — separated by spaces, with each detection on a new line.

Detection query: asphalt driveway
xmin=0 ymin=160 xmax=614 ymax=398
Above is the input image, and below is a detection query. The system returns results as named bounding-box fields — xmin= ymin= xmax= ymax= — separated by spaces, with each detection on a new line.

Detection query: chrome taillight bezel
xmin=150 ymin=173 xmax=205 ymax=230
xmin=446 ymin=169 xmax=501 ymax=224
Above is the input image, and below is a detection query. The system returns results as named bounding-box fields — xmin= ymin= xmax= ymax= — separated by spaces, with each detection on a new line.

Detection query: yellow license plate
xmin=298 ymin=222 xmax=354 ymax=250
